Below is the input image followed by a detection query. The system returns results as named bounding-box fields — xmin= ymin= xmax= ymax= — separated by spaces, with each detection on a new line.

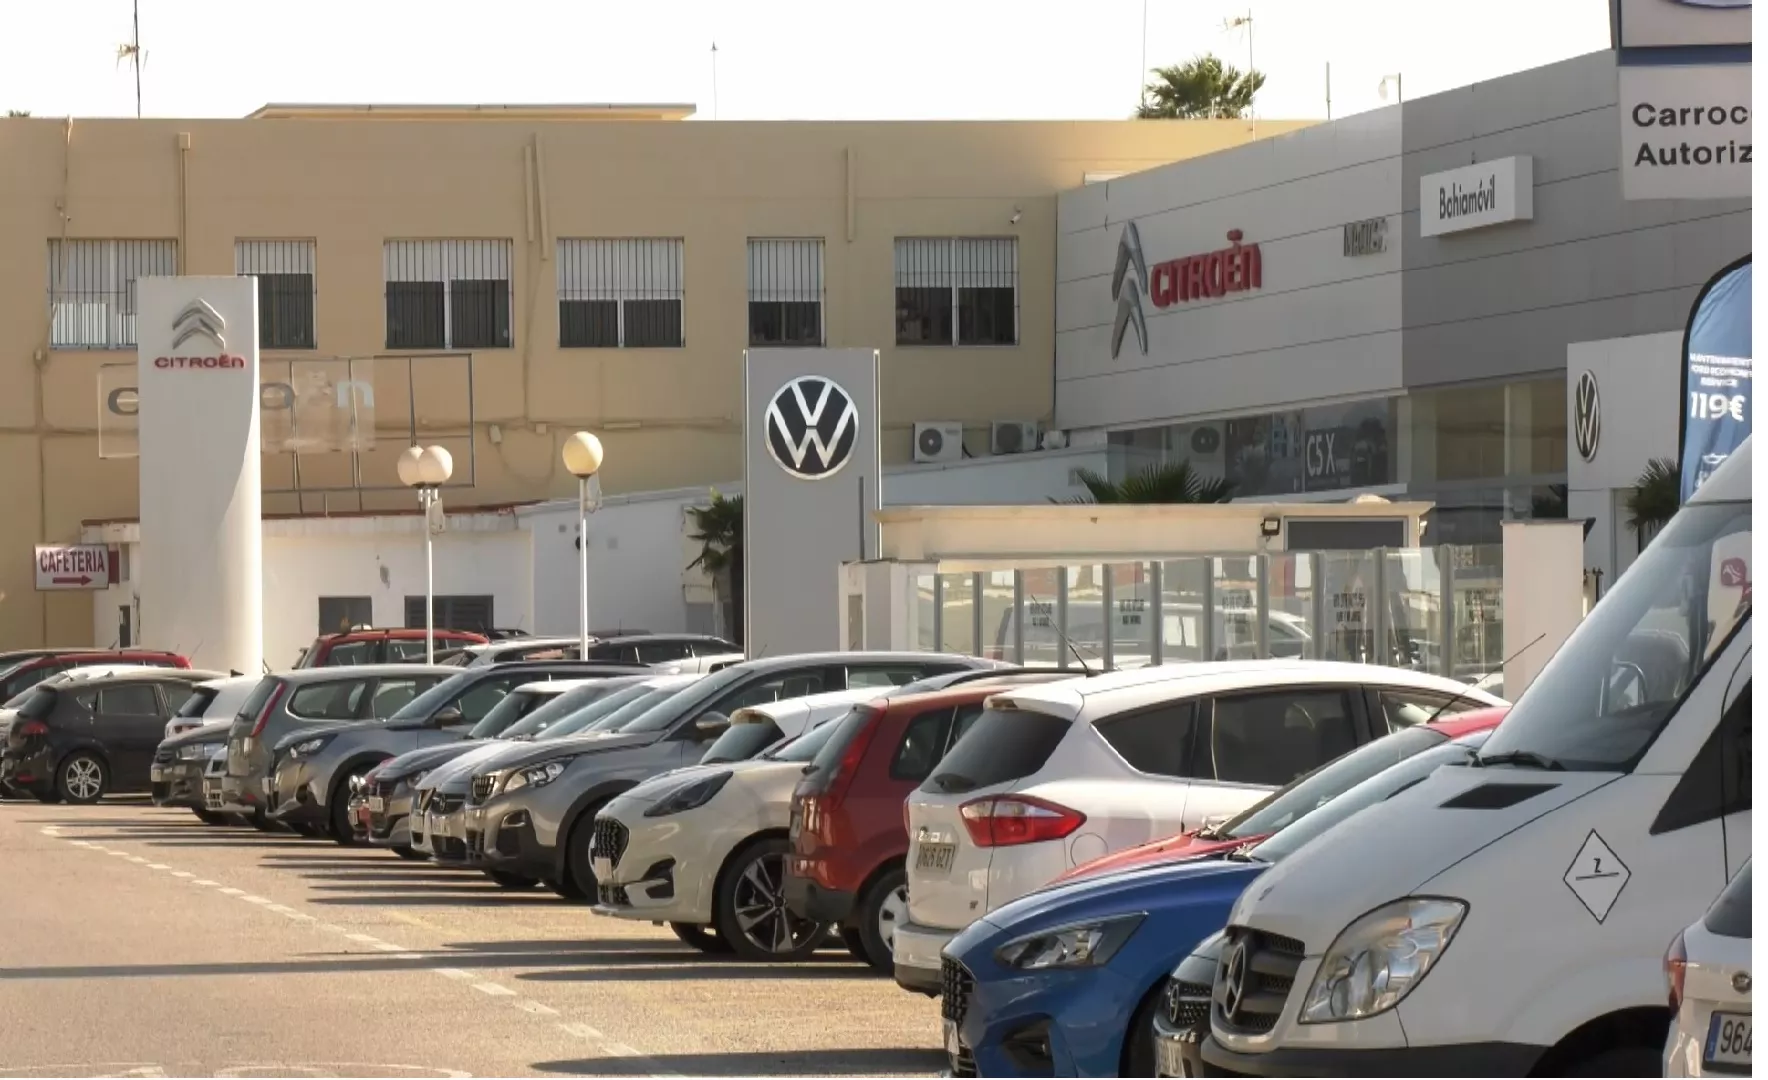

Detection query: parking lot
xmin=0 ymin=799 xmax=944 ymax=1079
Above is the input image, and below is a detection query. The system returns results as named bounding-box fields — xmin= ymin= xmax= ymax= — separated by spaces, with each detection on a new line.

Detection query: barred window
xmin=894 ymin=237 xmax=1019 ymax=347
xmin=383 ymin=240 xmax=512 ymax=351
xmin=747 ymin=238 xmax=824 ymax=347
xmin=236 ymin=239 xmax=316 ymax=350
xmin=47 ymin=239 xmax=178 ymax=349
xmin=556 ymin=238 xmax=684 ymax=349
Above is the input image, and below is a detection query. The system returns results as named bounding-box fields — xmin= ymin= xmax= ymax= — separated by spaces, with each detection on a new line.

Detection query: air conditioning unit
xmin=990 ymin=421 xmax=1040 ymax=455
xmin=913 ymin=421 xmax=965 ymax=464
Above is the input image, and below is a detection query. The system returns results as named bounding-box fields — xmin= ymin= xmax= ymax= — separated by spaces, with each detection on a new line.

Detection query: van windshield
xmin=1477 ymin=499 xmax=1751 ymax=772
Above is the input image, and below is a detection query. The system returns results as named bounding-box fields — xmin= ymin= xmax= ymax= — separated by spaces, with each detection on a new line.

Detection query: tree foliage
xmin=1137 ymin=54 xmax=1265 ymax=119
xmin=685 ymin=491 xmax=744 ymax=645
xmin=1053 ymin=461 xmax=1236 ymax=504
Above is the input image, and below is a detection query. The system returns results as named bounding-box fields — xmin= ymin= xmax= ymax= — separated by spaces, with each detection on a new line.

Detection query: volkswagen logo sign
xmin=1574 ymin=370 xmax=1601 ymax=462
xmin=765 ymin=375 xmax=859 ymax=480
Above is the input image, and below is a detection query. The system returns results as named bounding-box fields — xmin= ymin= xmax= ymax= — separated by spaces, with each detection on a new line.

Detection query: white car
xmin=165 ymin=674 xmax=262 ymax=739
xmin=699 ymin=686 xmax=883 ymax=765
xmin=589 ymin=701 xmax=863 ymax=961
xmin=1666 ymin=862 xmax=1752 ymax=1077
xmin=653 ymin=652 xmax=745 ymax=675
xmin=892 ymin=660 xmax=1505 ymax=994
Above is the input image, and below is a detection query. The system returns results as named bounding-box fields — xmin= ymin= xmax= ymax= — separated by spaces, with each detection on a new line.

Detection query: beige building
xmin=0 ymin=104 xmax=1307 ymax=647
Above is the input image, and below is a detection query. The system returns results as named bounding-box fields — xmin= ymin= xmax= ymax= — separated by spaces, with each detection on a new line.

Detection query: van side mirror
xmin=694 ymin=712 xmax=730 ymax=740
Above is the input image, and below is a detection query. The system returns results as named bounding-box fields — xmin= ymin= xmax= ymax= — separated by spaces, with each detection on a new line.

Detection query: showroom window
xmin=894 ymin=237 xmax=1018 ymax=347
xmin=383 ymin=239 xmax=512 ymax=350
xmin=557 ymin=238 xmax=685 ymax=349
xmin=747 ymin=238 xmax=824 ymax=346
xmin=237 ymin=239 xmax=317 ymax=350
xmin=47 ymin=239 xmax=178 ymax=349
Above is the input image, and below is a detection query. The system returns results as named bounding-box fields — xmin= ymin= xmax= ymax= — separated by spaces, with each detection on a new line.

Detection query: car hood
xmin=461 ymin=730 xmax=661 ymax=777
xmin=1222 ymin=765 xmax=1620 ymax=947
xmin=613 ymin=759 xmax=785 ymax=809
xmin=1053 ymin=830 xmax=1266 ymax=885
xmin=161 ymin=720 xmax=234 ymax=750
xmin=415 ymin=740 xmax=521 ymax=791
xmin=952 ymin=858 xmax=1266 ymax=961
xmin=381 ymin=740 xmax=484 ymax=781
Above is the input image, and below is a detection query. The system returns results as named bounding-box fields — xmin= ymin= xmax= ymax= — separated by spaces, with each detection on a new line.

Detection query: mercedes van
xmin=1199 ymin=439 xmax=1751 ymax=1077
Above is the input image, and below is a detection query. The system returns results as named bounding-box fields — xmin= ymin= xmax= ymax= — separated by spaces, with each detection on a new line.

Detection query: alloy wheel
xmin=65 ymin=759 xmax=103 ymax=802
xmin=732 ymin=852 xmax=822 ymax=955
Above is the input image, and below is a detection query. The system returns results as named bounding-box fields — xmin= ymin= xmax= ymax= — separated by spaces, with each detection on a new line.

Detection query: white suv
xmin=892 ymin=660 xmax=1504 ymax=994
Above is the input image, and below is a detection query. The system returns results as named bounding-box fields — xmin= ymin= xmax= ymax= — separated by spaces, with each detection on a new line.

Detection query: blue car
xmin=941 ymin=724 xmax=1498 ymax=1078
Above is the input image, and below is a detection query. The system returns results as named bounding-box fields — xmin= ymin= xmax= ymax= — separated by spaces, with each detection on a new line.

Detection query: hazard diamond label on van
xmin=1563 ymin=830 xmax=1631 ymax=924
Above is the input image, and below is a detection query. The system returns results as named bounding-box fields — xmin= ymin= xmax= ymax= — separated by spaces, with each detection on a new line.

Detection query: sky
xmin=2 ymin=0 xmax=1612 ymax=122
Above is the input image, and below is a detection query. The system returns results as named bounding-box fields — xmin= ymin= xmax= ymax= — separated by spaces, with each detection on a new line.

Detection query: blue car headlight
xmin=994 ymin=913 xmax=1146 ymax=971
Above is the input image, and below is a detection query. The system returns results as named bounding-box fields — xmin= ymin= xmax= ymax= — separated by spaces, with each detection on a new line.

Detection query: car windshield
xmin=617 ymin=667 xmax=749 ymax=734
xmin=503 ymin=683 xmax=627 ymax=739
xmin=1247 ymin=733 xmax=1492 ymax=864
xmin=582 ymin=684 xmax=690 ymax=733
xmin=703 ymin=719 xmax=785 ymax=764
xmin=1215 ymin=725 xmax=1449 ymax=839
xmin=389 ymin=672 xmax=476 ymax=722
xmin=466 ymin=690 xmax=552 ymax=739
xmin=174 ymin=687 xmax=218 ymax=719
xmin=1477 ymin=499 xmax=1751 ymax=771
xmin=766 ymin=719 xmax=842 ymax=762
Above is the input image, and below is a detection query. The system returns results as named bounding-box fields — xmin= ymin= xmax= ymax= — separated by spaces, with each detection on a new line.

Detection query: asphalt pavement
xmin=0 ymin=799 xmax=945 ymax=1078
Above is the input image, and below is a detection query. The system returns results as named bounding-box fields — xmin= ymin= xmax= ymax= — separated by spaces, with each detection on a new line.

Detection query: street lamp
xmin=562 ymin=431 xmax=605 ymax=660
xmin=397 ymin=444 xmax=454 ymax=664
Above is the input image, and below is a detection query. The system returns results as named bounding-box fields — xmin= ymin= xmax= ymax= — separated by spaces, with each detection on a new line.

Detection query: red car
xmin=295 ymin=627 xmax=488 ymax=668
xmin=785 ymin=671 xmax=1068 ymax=972
xmin=1053 ymin=704 xmax=1512 ymax=884
xmin=0 ymin=649 xmax=190 ymax=705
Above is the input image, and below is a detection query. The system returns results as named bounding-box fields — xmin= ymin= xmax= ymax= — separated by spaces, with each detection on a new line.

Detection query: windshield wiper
xmin=928 ymin=772 xmax=975 ymax=793
xmin=1473 ymin=750 xmax=1565 ymax=771
xmin=1224 ymin=845 xmax=1266 ymax=863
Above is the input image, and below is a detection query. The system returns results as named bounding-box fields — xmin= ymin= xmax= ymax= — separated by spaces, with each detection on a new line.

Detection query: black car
xmin=2 ymin=670 xmax=216 ymax=804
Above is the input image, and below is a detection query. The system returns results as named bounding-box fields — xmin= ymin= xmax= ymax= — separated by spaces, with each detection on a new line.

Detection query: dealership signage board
xmin=136 ymin=277 xmax=264 ymax=674
xmin=1614 ymin=0 xmax=1751 ymax=51
xmin=1618 ymin=64 xmax=1752 ymax=199
xmin=35 ymin=545 xmax=112 ymax=591
xmin=742 ymin=348 xmax=881 ymax=657
xmin=1419 ymin=157 xmax=1534 ymax=237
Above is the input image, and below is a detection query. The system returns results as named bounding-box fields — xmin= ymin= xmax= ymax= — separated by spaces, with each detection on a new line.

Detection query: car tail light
xmin=822 ymin=704 xmax=886 ymax=808
xmin=958 ymin=794 xmax=1086 ymax=848
xmin=248 ymin=683 xmax=288 ymax=738
xmin=16 ymin=720 xmax=49 ymax=737
xmin=903 ymin=799 xmax=911 ymax=838
xmin=1666 ymin=930 xmax=1688 ymax=1012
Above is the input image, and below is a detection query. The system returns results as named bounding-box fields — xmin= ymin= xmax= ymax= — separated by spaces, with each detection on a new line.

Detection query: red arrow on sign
xmin=51 ymin=575 xmax=92 ymax=586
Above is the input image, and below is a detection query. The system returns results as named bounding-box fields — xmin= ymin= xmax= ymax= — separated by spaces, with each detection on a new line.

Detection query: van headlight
xmin=504 ymin=758 xmax=572 ymax=794
xmin=1299 ymin=898 xmax=1467 ymax=1024
xmin=994 ymin=913 xmax=1144 ymax=970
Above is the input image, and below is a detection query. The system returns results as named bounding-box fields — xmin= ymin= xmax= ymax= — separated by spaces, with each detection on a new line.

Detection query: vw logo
xmin=1574 ymin=370 xmax=1601 ymax=462
xmin=1218 ymin=939 xmax=1249 ymax=1025
xmin=764 ymin=375 xmax=859 ymax=480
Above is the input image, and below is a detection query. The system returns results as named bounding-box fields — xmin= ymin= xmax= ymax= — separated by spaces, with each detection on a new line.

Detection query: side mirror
xmin=694 ymin=712 xmax=731 ymax=739
xmin=431 ymin=705 xmax=464 ymax=727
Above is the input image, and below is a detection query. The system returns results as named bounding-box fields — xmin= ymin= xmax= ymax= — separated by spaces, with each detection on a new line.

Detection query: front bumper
xmin=1198 ymin=1037 xmax=1543 ymax=1077
xmin=783 ymin=870 xmax=856 ymax=925
xmin=420 ymin=802 xmax=472 ymax=865
xmin=895 ymin=921 xmax=956 ymax=995
xmin=589 ymin=814 xmax=722 ymax=925
xmin=267 ymin=758 xmax=326 ymax=827
xmin=150 ymin=759 xmax=211 ymax=808
xmin=470 ymin=799 xmax=557 ymax=883
xmin=366 ymin=782 xmax=417 ymax=846
xmin=950 ymin=953 xmax=1146 ymax=1078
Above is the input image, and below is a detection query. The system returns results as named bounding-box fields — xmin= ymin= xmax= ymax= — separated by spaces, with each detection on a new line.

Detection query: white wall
xmin=1565 ymin=332 xmax=1681 ymax=588
xmin=883 ymin=446 xmax=1109 ymax=505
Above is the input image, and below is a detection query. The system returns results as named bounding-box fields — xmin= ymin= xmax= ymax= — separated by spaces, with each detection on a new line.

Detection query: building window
xmin=317 ymin=596 xmax=372 ymax=635
xmin=236 ymin=239 xmax=317 ymax=350
xmin=47 ymin=239 xmax=178 ymax=349
xmin=404 ymin=594 xmax=495 ymax=634
xmin=383 ymin=240 xmax=512 ymax=350
xmin=747 ymin=238 xmax=824 ymax=346
xmin=894 ymin=237 xmax=1018 ymax=347
xmin=556 ymin=238 xmax=684 ymax=348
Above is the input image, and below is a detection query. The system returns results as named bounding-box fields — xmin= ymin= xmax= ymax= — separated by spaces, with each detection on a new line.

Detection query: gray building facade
xmin=1056 ymin=49 xmax=1750 ymax=548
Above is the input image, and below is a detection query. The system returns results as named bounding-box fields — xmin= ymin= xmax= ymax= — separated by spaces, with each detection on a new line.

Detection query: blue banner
xmin=1680 ymin=255 xmax=1752 ymax=503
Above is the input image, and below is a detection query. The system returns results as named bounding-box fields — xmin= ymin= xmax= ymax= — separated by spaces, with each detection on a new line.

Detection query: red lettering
xmin=1205 ymin=250 xmax=1228 ymax=297
xmin=1185 ymin=256 xmax=1205 ymax=301
xmin=1146 ymin=230 xmax=1266 ymax=306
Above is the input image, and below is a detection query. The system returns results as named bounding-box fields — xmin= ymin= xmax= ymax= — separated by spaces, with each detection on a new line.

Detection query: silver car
xmin=461 ymin=652 xmax=1002 ymax=899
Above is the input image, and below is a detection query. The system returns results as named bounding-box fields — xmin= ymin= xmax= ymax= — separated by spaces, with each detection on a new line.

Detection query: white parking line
xmin=558 ymin=1022 xmax=607 ymax=1040
xmin=146 ymin=863 xmax=170 ymax=870
xmin=192 ymin=879 xmax=219 ymax=887
xmin=434 ymin=968 xmax=474 ymax=981
xmin=370 ymin=942 xmax=408 ymax=953
xmin=513 ymin=1000 xmax=558 ymax=1016
xmin=219 ymin=887 xmax=245 ymax=896
xmin=70 ymin=840 xmax=94 ymax=848
xmin=346 ymin=933 xmax=385 ymax=945
xmin=242 ymin=896 xmax=274 ymax=905
xmin=471 ymin=982 xmax=515 ymax=997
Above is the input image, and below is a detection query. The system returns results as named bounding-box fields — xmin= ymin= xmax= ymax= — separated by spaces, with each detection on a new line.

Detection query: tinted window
xmin=693 ymin=639 xmax=739 ymax=656
xmin=386 ymin=639 xmax=430 ymax=662
xmin=636 ymin=641 xmax=692 ymax=664
xmin=1653 ymin=677 xmax=1752 ymax=834
xmin=236 ymin=678 xmax=282 ymax=722
xmin=1210 ymin=690 xmax=1359 ymax=786
xmin=1095 ymin=702 xmax=1199 ymax=778
xmin=325 ymin=641 xmax=376 ymax=666
xmin=614 ymin=666 xmax=753 ymax=734
xmin=454 ymin=675 xmax=534 ymax=724
xmin=289 ymin=680 xmax=368 ymax=721
xmin=922 ymin=707 xmax=1071 ymax=794
xmin=1379 ymin=689 xmax=1484 ymax=732
xmin=17 ymin=688 xmax=58 ymax=721
xmin=807 ymin=707 xmax=876 ymax=780
xmin=1704 ymin=861 xmax=1751 ymax=938
xmin=585 ymin=685 xmax=688 ymax=732
xmin=508 ymin=683 xmax=633 ymax=738
xmin=890 ymin=707 xmax=955 ymax=782
xmin=390 ymin=673 xmax=475 ymax=722
xmin=469 ymin=690 xmax=550 ymax=738
xmin=161 ymin=684 xmax=200 ymax=714
xmin=947 ymin=702 xmax=987 ymax=748
xmin=5 ymin=664 xmax=59 ymax=699
xmin=175 ymin=687 xmax=218 ymax=719
xmin=99 ymin=684 xmax=161 ymax=715
xmin=848 ymin=665 xmax=933 ymax=689
xmin=1219 ymin=725 xmax=1447 ymax=839
xmin=703 ymin=720 xmax=784 ymax=764
xmin=714 ymin=671 xmax=831 ymax=712
xmin=770 ymin=718 xmax=842 ymax=762
xmin=370 ymin=678 xmax=432 ymax=720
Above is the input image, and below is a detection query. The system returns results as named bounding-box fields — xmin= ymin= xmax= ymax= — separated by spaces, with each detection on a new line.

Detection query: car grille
xmin=597 ymin=882 xmax=631 ymax=907
xmin=431 ymin=793 xmax=465 ymax=815
xmin=1213 ymin=927 xmax=1305 ymax=1036
xmin=1164 ymin=976 xmax=1212 ymax=1031
xmin=469 ymin=774 xmax=496 ymax=804
xmin=374 ymin=779 xmax=400 ymax=800
xmin=153 ymin=747 xmax=175 ymax=765
xmin=415 ymin=789 xmax=434 ymax=813
xmin=592 ymin=817 xmax=629 ymax=870
xmin=940 ymin=958 xmax=974 ymax=1023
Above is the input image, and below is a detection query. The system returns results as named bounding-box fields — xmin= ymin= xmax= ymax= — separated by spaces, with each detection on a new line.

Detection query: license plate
xmin=942 ymin=1018 xmax=960 ymax=1057
xmin=367 ymin=796 xmax=385 ymax=813
xmin=1707 ymin=1011 xmax=1752 ymax=1068
xmin=150 ymin=767 xmax=165 ymax=782
xmin=916 ymin=842 xmax=956 ymax=873
xmin=1155 ymin=1035 xmax=1187 ymax=1077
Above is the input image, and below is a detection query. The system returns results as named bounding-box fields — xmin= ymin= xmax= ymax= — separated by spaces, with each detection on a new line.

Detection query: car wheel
xmin=838 ymin=926 xmax=868 ymax=962
xmin=193 ymin=809 xmax=226 ymax=825
xmin=56 ymin=753 xmax=108 ymax=805
xmin=562 ymin=810 xmax=605 ymax=902
xmin=671 ymin=922 xmax=734 ymax=954
xmin=1564 ymin=1046 xmax=1663 ymax=1077
xmin=713 ymin=837 xmax=828 ymax=963
xmin=391 ymin=845 xmax=426 ymax=861
xmin=248 ymin=807 xmax=279 ymax=832
xmin=544 ymin=876 xmax=583 ymax=900
xmin=291 ymin=822 xmax=325 ymax=839
xmin=329 ymin=769 xmax=375 ymax=845
xmin=1120 ymin=987 xmax=1163 ymax=1077
xmin=853 ymin=866 xmax=909 ymax=973
xmin=485 ymin=870 xmax=538 ymax=889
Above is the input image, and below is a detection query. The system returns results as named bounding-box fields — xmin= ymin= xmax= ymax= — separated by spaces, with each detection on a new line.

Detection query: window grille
xmin=236 ymin=239 xmax=317 ymax=349
xmin=747 ymin=238 xmax=824 ymax=346
xmin=893 ymin=237 xmax=1018 ymax=347
xmin=383 ymin=239 xmax=513 ymax=350
xmin=48 ymin=239 xmax=178 ymax=349
xmin=557 ymin=238 xmax=685 ymax=348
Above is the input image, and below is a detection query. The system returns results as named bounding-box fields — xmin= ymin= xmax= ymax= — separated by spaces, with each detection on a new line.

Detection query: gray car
xmin=150 ymin=719 xmax=234 ymax=820
xmin=458 ymin=652 xmax=1003 ymax=899
xmin=221 ymin=665 xmax=454 ymax=830
xmin=268 ymin=663 xmax=643 ymax=844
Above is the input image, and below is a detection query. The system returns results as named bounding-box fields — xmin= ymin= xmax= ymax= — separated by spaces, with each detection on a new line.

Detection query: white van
xmin=1200 ymin=439 xmax=1752 ymax=1078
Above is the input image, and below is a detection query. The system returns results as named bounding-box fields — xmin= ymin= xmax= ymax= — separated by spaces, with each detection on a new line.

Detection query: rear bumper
xmin=1 ymin=749 xmax=53 ymax=793
xmin=783 ymin=872 xmax=857 ymax=925
xmin=268 ymin=760 xmax=325 ymax=826
xmin=893 ymin=921 xmax=956 ymax=995
xmin=150 ymin=761 xmax=208 ymax=808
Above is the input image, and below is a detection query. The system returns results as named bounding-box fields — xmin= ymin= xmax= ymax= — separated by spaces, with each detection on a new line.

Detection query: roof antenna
xmin=710 ymin=42 xmax=719 ymax=121
xmin=1024 ymin=590 xmax=1098 ymax=675
xmin=117 ymin=0 xmax=143 ymax=118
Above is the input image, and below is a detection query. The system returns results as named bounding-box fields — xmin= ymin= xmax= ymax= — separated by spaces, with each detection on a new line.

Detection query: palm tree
xmin=686 ymin=491 xmax=744 ymax=645
xmin=5 ymin=110 xmax=29 ymax=118
xmin=1137 ymin=54 xmax=1266 ymax=120
xmin=1054 ymin=461 xmax=1235 ymax=504
xmin=1625 ymin=458 xmax=1681 ymax=549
